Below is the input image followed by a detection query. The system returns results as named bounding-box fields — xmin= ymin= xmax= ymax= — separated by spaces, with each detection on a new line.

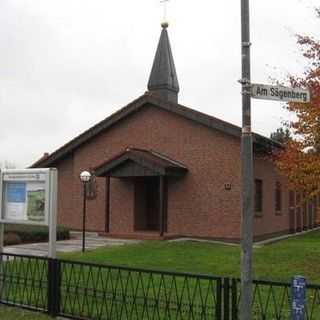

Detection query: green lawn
xmin=62 ymin=230 xmax=320 ymax=283
xmin=0 ymin=305 xmax=50 ymax=319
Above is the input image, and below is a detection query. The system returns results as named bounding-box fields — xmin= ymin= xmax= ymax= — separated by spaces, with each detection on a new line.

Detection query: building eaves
xmin=94 ymin=147 xmax=188 ymax=177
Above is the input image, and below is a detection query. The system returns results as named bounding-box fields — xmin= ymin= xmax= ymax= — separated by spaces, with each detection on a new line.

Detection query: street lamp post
xmin=80 ymin=171 xmax=91 ymax=253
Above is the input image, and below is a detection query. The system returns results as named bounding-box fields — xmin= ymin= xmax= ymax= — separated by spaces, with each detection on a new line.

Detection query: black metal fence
xmin=59 ymin=259 xmax=222 ymax=319
xmin=0 ymin=252 xmax=320 ymax=319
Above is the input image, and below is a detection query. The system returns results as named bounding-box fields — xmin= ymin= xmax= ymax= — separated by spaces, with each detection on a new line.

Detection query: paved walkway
xmin=3 ymin=232 xmax=140 ymax=257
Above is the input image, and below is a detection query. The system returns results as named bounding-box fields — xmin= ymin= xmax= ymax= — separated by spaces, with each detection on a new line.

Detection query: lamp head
xmin=80 ymin=171 xmax=91 ymax=183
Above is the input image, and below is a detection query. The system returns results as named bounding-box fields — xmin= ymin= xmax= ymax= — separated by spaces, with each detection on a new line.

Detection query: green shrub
xmin=4 ymin=232 xmax=22 ymax=245
xmin=4 ymin=224 xmax=70 ymax=244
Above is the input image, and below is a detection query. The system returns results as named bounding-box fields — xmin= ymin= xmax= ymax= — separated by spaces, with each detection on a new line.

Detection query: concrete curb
xmin=169 ymin=227 xmax=320 ymax=248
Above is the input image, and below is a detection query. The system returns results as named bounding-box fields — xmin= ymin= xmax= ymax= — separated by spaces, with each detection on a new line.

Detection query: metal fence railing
xmin=1 ymin=252 xmax=320 ymax=319
xmin=0 ymin=253 xmax=48 ymax=312
xmin=229 ymin=278 xmax=320 ymax=319
xmin=58 ymin=259 xmax=222 ymax=320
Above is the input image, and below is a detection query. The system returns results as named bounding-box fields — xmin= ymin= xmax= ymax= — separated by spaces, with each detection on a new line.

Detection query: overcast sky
xmin=0 ymin=0 xmax=319 ymax=168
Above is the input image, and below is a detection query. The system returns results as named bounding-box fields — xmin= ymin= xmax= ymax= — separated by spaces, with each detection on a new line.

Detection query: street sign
xmin=291 ymin=276 xmax=306 ymax=320
xmin=251 ymin=83 xmax=310 ymax=103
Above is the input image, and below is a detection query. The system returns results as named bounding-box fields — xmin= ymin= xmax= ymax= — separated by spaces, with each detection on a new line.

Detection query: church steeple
xmin=147 ymin=22 xmax=180 ymax=103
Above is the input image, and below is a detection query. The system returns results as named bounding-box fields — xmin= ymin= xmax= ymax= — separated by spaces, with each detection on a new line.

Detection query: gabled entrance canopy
xmin=94 ymin=148 xmax=188 ymax=178
xmin=94 ymin=148 xmax=187 ymax=237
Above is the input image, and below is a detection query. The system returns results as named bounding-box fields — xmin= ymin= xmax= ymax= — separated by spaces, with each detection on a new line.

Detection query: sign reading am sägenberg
xmin=251 ymin=84 xmax=310 ymax=103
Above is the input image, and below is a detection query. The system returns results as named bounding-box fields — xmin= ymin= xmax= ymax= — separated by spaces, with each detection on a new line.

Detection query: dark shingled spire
xmin=148 ymin=23 xmax=180 ymax=103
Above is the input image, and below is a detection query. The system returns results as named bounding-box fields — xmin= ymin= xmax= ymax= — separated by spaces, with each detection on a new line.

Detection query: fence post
xmin=231 ymin=279 xmax=238 ymax=320
xmin=216 ymin=278 xmax=222 ymax=320
xmin=223 ymin=278 xmax=230 ymax=320
xmin=48 ymin=258 xmax=60 ymax=317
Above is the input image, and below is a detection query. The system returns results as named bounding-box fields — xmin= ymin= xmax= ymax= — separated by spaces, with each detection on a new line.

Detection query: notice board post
xmin=0 ymin=168 xmax=58 ymax=258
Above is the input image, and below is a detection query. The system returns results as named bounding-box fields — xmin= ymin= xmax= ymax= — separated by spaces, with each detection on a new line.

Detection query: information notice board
xmin=0 ymin=168 xmax=58 ymax=257
xmin=0 ymin=169 xmax=56 ymax=225
xmin=4 ymin=180 xmax=46 ymax=223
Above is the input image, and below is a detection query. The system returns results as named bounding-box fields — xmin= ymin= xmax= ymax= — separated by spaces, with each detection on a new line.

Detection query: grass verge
xmin=0 ymin=305 xmax=50 ymax=319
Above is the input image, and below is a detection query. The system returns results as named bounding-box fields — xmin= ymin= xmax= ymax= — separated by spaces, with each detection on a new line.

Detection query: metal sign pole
xmin=0 ymin=170 xmax=4 ymax=265
xmin=0 ymin=170 xmax=3 ymax=256
xmin=0 ymin=224 xmax=3 ymax=254
xmin=0 ymin=171 xmax=3 ymax=307
xmin=0 ymin=224 xmax=3 ymax=264
xmin=0 ymin=172 xmax=3 ymax=302
xmin=240 ymin=0 xmax=253 ymax=319
xmin=0 ymin=223 xmax=3 ymax=297
xmin=48 ymin=169 xmax=58 ymax=259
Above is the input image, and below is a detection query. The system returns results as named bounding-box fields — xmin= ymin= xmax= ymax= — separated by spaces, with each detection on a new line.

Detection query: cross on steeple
xmin=160 ymin=0 xmax=169 ymax=26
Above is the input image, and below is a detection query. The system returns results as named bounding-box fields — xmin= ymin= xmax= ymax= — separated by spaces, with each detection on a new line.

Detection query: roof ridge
xmin=32 ymin=94 xmax=281 ymax=168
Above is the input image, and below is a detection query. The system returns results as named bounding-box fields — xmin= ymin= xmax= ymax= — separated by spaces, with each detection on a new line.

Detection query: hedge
xmin=3 ymin=224 xmax=70 ymax=245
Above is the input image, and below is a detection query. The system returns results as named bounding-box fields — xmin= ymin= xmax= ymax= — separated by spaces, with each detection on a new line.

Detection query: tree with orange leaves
xmin=274 ymin=8 xmax=320 ymax=198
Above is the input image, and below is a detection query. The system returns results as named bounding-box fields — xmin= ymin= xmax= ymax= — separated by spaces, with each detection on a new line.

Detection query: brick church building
xmin=32 ymin=23 xmax=317 ymax=242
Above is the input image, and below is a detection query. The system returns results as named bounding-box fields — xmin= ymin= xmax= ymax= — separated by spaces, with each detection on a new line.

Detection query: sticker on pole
xmin=291 ymin=276 xmax=306 ymax=320
xmin=251 ymin=83 xmax=310 ymax=103
xmin=0 ymin=169 xmax=57 ymax=226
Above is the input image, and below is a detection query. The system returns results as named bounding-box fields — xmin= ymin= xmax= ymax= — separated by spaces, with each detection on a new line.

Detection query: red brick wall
xmin=54 ymin=103 xmax=290 ymax=241
xmin=56 ymin=155 xmax=74 ymax=227
xmin=253 ymin=156 xmax=290 ymax=238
